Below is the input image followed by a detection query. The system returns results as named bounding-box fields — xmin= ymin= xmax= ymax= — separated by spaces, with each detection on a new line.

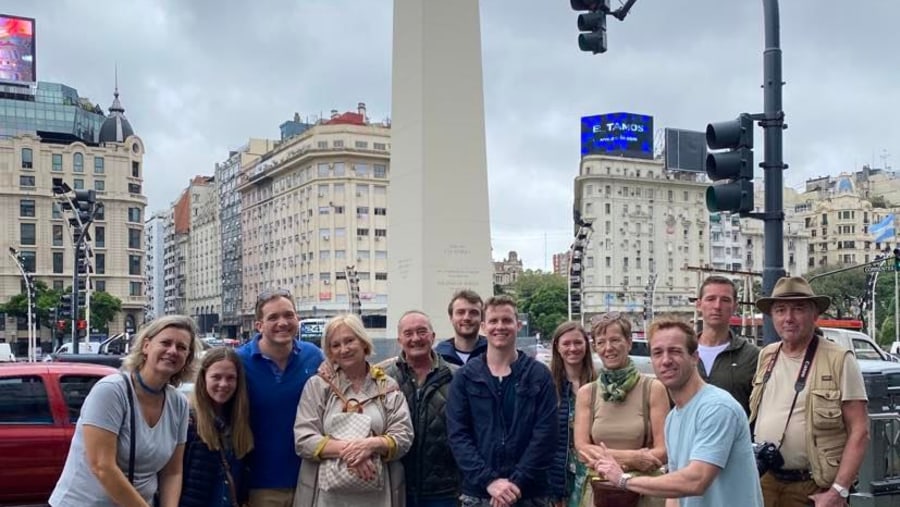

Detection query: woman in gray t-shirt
xmin=50 ymin=315 xmax=202 ymax=507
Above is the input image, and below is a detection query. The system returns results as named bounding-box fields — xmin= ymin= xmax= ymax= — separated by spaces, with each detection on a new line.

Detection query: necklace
xmin=135 ymin=370 xmax=165 ymax=395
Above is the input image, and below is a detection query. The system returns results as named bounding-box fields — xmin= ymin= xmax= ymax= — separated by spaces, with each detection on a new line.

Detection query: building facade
xmin=163 ymin=189 xmax=189 ymax=315
xmin=144 ymin=210 xmax=169 ymax=320
xmin=573 ymin=154 xmax=709 ymax=325
xmin=552 ymin=251 xmax=570 ymax=277
xmin=0 ymin=82 xmax=147 ymax=353
xmin=215 ymin=139 xmax=275 ymax=339
xmin=237 ymin=106 xmax=391 ymax=335
xmin=186 ymin=177 xmax=220 ymax=333
xmin=493 ymin=251 xmax=524 ymax=292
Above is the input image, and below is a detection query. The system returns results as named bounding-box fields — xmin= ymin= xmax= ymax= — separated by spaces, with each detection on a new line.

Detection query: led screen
xmin=0 ymin=15 xmax=35 ymax=83
xmin=581 ymin=112 xmax=654 ymax=159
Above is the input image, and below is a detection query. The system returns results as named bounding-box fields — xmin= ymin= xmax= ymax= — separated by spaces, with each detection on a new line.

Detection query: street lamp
xmin=8 ymin=247 xmax=36 ymax=362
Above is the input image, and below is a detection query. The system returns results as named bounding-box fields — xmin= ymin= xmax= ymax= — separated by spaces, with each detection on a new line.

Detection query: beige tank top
xmin=589 ymin=375 xmax=652 ymax=450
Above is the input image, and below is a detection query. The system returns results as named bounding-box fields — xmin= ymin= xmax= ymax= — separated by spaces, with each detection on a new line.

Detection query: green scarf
xmin=597 ymin=358 xmax=640 ymax=403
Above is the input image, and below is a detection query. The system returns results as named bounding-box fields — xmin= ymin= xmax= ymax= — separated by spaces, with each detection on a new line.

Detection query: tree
xmin=89 ymin=291 xmax=122 ymax=333
xmin=0 ymin=281 xmax=61 ymax=330
xmin=805 ymin=265 xmax=895 ymax=344
xmin=513 ymin=270 xmax=568 ymax=340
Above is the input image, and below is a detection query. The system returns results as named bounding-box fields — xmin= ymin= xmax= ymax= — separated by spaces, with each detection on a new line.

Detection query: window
xmin=356 ymin=184 xmax=368 ymax=196
xmin=18 ymin=251 xmax=35 ymax=272
xmin=20 ymin=223 xmax=36 ymax=245
xmin=73 ymin=153 xmax=84 ymax=172
xmin=374 ymin=229 xmax=387 ymax=237
xmin=373 ymin=143 xmax=387 ymax=151
xmin=94 ymin=180 xmax=105 ymax=191
xmin=94 ymin=226 xmax=105 ymax=248
xmin=357 ymin=206 xmax=369 ymax=215
xmin=0 ymin=376 xmax=52 ymax=423
xmin=52 ymin=202 xmax=62 ymax=219
xmin=317 ymin=140 xmax=328 ymax=149
xmin=357 ymin=228 xmax=369 ymax=236
xmin=94 ymin=280 xmax=105 ymax=292
xmin=60 ymin=375 xmax=104 ymax=422
xmin=374 ymin=164 xmax=387 ymax=178
xmin=354 ymin=164 xmax=369 ymax=176
xmin=131 ymin=161 xmax=140 ymax=178
xmin=333 ymin=206 xmax=344 ymax=214
xmin=53 ymin=225 xmax=64 ymax=246
xmin=53 ymin=252 xmax=64 ymax=273
xmin=21 ymin=148 xmax=33 ymax=169
xmin=52 ymin=154 xmax=63 ymax=172
xmin=319 ymin=250 xmax=331 ymax=261
xmin=128 ymin=183 xmax=141 ymax=194
xmin=333 ymin=140 xmax=344 ymax=148
xmin=73 ymin=178 xmax=84 ymax=189
xmin=130 ymin=282 xmax=142 ymax=297
xmin=129 ymin=255 xmax=141 ymax=275
xmin=95 ymin=253 xmax=105 ymax=274
xmin=358 ymin=251 xmax=371 ymax=260
xmin=53 ymin=280 xmax=65 ymax=291
xmin=128 ymin=229 xmax=141 ymax=249
xmin=20 ymin=199 xmax=35 ymax=217
xmin=374 ymin=207 xmax=387 ymax=216
xmin=318 ymin=163 xmax=329 ymax=177
xmin=19 ymin=175 xmax=35 ymax=187
xmin=127 ymin=207 xmax=142 ymax=223
xmin=94 ymin=157 xmax=105 ymax=174
xmin=318 ymin=206 xmax=330 ymax=215
xmin=354 ymin=141 xmax=368 ymax=149
xmin=375 ymin=272 xmax=388 ymax=281
xmin=333 ymin=162 xmax=346 ymax=176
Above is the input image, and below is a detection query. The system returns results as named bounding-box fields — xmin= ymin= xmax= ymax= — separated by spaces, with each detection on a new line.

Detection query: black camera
xmin=753 ymin=442 xmax=784 ymax=476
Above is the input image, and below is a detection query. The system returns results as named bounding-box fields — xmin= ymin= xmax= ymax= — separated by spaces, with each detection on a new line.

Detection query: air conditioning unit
xmin=375 ymin=236 xmax=382 ymax=241
xmin=358 ymin=236 xmax=364 ymax=240
xmin=356 ymin=192 xmax=363 ymax=197
xmin=323 ymin=280 xmax=330 ymax=285
xmin=323 ymin=235 xmax=329 ymax=241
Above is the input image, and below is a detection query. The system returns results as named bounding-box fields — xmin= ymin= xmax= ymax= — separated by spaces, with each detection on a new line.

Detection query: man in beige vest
xmin=748 ymin=277 xmax=869 ymax=507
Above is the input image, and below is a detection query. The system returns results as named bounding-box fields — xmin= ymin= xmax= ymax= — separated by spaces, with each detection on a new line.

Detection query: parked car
xmin=819 ymin=327 xmax=898 ymax=362
xmin=0 ymin=344 xmax=15 ymax=363
xmin=0 ymin=362 xmax=118 ymax=505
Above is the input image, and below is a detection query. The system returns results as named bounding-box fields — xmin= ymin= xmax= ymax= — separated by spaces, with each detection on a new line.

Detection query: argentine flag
xmin=871 ymin=214 xmax=895 ymax=243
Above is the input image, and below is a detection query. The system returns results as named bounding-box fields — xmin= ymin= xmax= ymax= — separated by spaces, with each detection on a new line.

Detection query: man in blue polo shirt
xmin=237 ymin=289 xmax=324 ymax=507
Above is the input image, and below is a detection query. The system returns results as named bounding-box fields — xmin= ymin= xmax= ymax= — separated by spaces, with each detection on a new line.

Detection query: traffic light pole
xmin=759 ymin=0 xmax=787 ymax=345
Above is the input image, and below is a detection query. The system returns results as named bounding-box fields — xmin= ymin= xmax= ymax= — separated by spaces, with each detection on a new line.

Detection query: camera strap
xmin=760 ymin=336 xmax=819 ymax=448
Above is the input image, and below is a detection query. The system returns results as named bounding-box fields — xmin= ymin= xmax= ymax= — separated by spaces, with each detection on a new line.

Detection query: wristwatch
xmin=618 ymin=473 xmax=633 ymax=490
xmin=832 ymin=483 xmax=850 ymax=498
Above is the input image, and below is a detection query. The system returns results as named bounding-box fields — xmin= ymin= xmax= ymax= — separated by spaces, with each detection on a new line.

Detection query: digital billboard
xmin=581 ymin=112 xmax=653 ymax=160
xmin=0 ymin=14 xmax=35 ymax=83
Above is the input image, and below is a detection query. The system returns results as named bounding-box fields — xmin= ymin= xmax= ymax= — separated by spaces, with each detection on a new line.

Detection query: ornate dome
xmin=98 ymin=87 xmax=134 ymax=143
xmin=836 ymin=176 xmax=854 ymax=194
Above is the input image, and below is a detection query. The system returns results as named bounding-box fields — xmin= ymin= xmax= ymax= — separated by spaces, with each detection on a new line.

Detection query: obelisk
xmin=387 ymin=0 xmax=493 ymax=338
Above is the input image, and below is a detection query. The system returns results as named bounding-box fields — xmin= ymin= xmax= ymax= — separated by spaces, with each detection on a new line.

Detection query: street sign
xmin=864 ymin=265 xmax=895 ymax=274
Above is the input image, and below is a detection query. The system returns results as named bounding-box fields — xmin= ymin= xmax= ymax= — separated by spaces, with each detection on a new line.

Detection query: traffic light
xmin=705 ymin=113 xmax=755 ymax=214
xmin=572 ymin=0 xmax=610 ymax=54
xmin=76 ymin=319 xmax=87 ymax=339
xmin=893 ymin=248 xmax=900 ymax=271
xmin=73 ymin=189 xmax=97 ymax=226
xmin=60 ymin=293 xmax=73 ymax=320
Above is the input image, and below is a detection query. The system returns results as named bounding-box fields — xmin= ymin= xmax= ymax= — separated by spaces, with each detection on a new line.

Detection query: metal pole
xmin=85 ymin=276 xmax=91 ymax=344
xmin=761 ymin=0 xmax=786 ymax=345
xmin=71 ymin=237 xmax=81 ymax=354
xmin=567 ymin=249 xmax=573 ymax=321
xmin=895 ymin=269 xmax=899 ymax=344
xmin=8 ymin=250 xmax=35 ymax=362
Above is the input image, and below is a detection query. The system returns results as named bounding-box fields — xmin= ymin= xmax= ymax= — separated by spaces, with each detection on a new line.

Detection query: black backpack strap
xmin=120 ymin=372 xmax=136 ymax=485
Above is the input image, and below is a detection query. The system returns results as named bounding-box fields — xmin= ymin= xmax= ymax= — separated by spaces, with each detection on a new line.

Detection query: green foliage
xmin=0 ymin=281 xmax=61 ymax=330
xmin=89 ymin=291 xmax=122 ymax=332
xmin=513 ymin=270 xmax=568 ymax=339
xmin=805 ymin=265 xmax=896 ymax=344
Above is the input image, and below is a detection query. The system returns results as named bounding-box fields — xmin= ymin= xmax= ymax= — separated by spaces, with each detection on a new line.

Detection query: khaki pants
xmin=760 ymin=473 xmax=818 ymax=507
xmin=249 ymin=488 xmax=295 ymax=507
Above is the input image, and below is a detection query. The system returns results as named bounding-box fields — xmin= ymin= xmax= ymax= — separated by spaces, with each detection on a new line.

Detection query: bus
xmin=299 ymin=318 xmax=327 ymax=348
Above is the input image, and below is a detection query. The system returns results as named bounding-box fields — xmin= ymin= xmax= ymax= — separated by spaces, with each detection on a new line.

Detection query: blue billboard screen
xmin=581 ymin=112 xmax=654 ymax=159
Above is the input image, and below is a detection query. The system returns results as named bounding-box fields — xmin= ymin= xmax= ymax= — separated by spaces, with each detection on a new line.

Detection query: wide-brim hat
xmin=755 ymin=276 xmax=831 ymax=315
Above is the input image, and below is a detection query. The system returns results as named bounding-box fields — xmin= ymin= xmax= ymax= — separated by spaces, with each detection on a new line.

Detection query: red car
xmin=0 ymin=362 xmax=117 ymax=505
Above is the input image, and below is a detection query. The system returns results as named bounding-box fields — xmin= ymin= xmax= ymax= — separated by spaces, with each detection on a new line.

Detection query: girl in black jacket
xmin=179 ymin=347 xmax=254 ymax=507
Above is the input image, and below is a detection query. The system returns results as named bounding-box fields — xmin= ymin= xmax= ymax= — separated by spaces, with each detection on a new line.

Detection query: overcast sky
xmin=5 ymin=0 xmax=898 ymax=270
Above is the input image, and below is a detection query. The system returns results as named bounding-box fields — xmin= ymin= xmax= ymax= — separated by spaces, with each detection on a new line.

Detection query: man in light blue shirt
xmin=594 ymin=318 xmax=763 ymax=507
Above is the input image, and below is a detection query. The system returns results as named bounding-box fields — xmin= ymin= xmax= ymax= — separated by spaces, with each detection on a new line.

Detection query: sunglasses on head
xmin=591 ymin=311 xmax=622 ymax=326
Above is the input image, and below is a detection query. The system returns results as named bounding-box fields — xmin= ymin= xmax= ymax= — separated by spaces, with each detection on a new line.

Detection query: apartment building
xmin=237 ymin=104 xmax=391 ymax=333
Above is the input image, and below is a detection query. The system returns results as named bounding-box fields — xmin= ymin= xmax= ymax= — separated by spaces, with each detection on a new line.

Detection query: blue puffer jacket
xmin=179 ymin=413 xmax=248 ymax=507
xmin=549 ymin=380 xmax=574 ymax=500
xmin=434 ymin=336 xmax=488 ymax=366
xmin=446 ymin=352 xmax=558 ymax=499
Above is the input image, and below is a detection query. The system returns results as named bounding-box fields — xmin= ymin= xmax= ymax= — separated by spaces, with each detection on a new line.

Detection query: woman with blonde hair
xmin=548 ymin=321 xmax=596 ymax=507
xmin=50 ymin=315 xmax=202 ymax=507
xmin=573 ymin=313 xmax=669 ymax=507
xmin=293 ymin=313 xmax=413 ymax=507
xmin=179 ymin=347 xmax=254 ymax=507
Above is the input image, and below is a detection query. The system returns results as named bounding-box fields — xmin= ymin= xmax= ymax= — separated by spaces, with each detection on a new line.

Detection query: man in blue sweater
xmin=447 ymin=295 xmax=557 ymax=507
xmin=237 ymin=289 xmax=323 ymax=507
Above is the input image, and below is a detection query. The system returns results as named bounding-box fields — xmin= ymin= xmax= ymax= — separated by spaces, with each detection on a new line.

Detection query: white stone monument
xmin=387 ymin=0 xmax=493 ymax=338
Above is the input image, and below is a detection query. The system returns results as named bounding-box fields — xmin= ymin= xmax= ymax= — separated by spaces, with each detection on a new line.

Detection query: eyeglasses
xmin=591 ymin=311 xmax=622 ymax=326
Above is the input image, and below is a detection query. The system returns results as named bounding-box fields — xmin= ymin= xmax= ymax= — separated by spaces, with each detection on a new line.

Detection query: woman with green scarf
xmin=573 ymin=313 xmax=669 ymax=507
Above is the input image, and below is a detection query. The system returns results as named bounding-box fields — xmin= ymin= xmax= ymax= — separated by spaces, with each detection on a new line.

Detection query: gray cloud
xmin=3 ymin=0 xmax=897 ymax=271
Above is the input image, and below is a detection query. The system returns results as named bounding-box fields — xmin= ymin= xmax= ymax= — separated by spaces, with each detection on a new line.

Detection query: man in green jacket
xmin=695 ymin=275 xmax=759 ymax=415
xmin=379 ymin=310 xmax=459 ymax=507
